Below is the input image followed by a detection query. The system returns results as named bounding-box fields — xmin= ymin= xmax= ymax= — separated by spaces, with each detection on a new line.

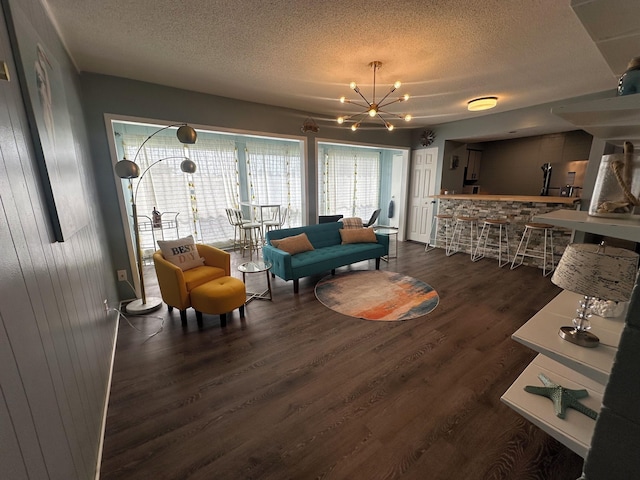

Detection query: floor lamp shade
xmin=551 ymin=243 xmax=639 ymax=347
xmin=114 ymin=123 xmax=198 ymax=315
xmin=176 ymin=125 xmax=197 ymax=144
xmin=114 ymin=159 xmax=140 ymax=179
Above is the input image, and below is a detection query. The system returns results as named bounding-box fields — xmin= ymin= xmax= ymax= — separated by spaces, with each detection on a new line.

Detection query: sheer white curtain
xmin=120 ymin=128 xmax=303 ymax=252
xmin=245 ymin=139 xmax=302 ymax=227
xmin=188 ymin=138 xmax=239 ymax=245
xmin=123 ymin=134 xmax=239 ymax=249
xmin=319 ymin=146 xmax=380 ymax=219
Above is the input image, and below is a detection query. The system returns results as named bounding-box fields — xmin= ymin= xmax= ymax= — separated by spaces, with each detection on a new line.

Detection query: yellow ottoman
xmin=190 ymin=276 xmax=246 ymax=328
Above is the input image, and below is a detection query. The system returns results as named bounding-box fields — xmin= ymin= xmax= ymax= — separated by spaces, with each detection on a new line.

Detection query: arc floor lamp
xmin=115 ymin=123 xmax=197 ymax=314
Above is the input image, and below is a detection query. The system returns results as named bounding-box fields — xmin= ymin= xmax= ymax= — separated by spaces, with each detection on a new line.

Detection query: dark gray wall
xmin=0 ymin=0 xmax=118 ymax=478
xmin=478 ymin=130 xmax=592 ymax=195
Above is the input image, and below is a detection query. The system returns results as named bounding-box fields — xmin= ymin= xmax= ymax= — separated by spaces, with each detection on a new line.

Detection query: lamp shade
xmin=551 ymin=243 xmax=639 ymax=302
xmin=114 ymin=159 xmax=140 ymax=179
xmin=176 ymin=125 xmax=197 ymax=144
xmin=180 ymin=159 xmax=197 ymax=174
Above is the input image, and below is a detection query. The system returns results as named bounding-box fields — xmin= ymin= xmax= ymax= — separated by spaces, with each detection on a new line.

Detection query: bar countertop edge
xmin=432 ymin=194 xmax=581 ymax=205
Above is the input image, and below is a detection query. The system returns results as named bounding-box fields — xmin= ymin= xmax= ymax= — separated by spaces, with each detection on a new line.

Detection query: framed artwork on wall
xmin=3 ymin=0 xmax=88 ymax=242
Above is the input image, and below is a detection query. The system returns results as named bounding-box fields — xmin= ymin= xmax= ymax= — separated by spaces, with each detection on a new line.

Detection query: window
xmin=318 ymin=144 xmax=380 ymax=219
xmin=114 ymin=122 xmax=303 ymax=254
xmin=245 ymin=139 xmax=302 ymax=227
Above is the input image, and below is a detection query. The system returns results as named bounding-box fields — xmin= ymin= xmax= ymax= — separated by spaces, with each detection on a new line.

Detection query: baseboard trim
xmin=93 ymin=304 xmax=121 ymax=480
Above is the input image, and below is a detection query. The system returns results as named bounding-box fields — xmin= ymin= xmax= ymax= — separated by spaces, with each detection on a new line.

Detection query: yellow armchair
xmin=153 ymin=244 xmax=230 ymax=325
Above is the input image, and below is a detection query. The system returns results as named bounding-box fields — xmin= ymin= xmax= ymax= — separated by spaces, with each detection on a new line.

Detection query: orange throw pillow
xmin=339 ymin=227 xmax=377 ymax=244
xmin=271 ymin=233 xmax=315 ymax=255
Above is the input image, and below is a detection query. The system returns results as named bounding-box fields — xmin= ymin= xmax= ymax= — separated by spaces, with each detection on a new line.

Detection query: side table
xmin=238 ymin=260 xmax=273 ymax=303
xmin=374 ymin=226 xmax=398 ymax=261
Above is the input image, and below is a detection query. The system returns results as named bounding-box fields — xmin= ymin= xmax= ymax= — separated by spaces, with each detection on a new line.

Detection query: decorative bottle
xmin=152 ymin=207 xmax=162 ymax=228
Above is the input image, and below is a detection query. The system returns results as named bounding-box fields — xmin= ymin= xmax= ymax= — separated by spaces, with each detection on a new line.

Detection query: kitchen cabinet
xmin=465 ymin=149 xmax=482 ymax=182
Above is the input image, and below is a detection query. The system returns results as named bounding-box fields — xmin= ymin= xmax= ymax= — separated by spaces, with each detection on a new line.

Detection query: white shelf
xmin=511 ymin=97 xmax=639 ymax=459
xmin=551 ymin=94 xmax=640 ymax=146
xmin=532 ymin=209 xmax=640 ymax=243
xmin=501 ymin=354 xmax=604 ymax=459
xmin=512 ymin=290 xmax=625 ymax=385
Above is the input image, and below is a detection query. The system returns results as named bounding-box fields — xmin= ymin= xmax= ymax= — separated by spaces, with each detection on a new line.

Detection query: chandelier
xmin=337 ymin=61 xmax=411 ymax=131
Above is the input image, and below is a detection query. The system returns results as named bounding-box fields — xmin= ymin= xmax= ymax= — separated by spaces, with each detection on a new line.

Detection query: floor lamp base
xmin=125 ymin=297 xmax=163 ymax=315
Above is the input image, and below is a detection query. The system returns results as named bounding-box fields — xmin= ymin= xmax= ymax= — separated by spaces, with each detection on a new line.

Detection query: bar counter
xmin=430 ymin=194 xmax=580 ymax=269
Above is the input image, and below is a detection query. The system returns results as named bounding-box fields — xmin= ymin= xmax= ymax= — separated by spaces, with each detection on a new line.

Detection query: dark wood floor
xmin=100 ymin=241 xmax=584 ymax=480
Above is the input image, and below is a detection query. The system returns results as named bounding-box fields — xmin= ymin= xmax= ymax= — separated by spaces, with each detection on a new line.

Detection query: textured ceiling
xmin=44 ymin=0 xmax=621 ymax=134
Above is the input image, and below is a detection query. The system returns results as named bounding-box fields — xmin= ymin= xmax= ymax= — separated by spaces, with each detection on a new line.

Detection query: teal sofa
xmin=262 ymin=222 xmax=389 ymax=293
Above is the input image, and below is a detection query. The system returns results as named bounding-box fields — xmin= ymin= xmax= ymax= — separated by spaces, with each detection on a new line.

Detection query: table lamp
xmin=114 ymin=123 xmax=197 ymax=314
xmin=551 ymin=242 xmax=638 ymax=347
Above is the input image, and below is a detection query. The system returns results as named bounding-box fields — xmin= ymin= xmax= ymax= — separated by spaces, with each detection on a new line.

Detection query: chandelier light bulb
xmin=340 ymin=96 xmax=346 ymax=103
xmin=368 ymin=106 xmax=377 ymax=117
xmin=403 ymin=94 xmax=410 ymax=101
xmin=337 ymin=116 xmax=344 ymax=124
xmin=351 ymin=123 xmax=359 ymax=131
xmin=349 ymin=82 xmax=357 ymax=90
xmin=386 ymin=123 xmax=394 ymax=131
xmin=404 ymin=114 xmax=412 ymax=121
xmin=394 ymin=81 xmax=401 ymax=89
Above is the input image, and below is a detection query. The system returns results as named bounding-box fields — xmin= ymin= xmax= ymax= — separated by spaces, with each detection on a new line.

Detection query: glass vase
xmin=589 ymin=152 xmax=640 ymax=218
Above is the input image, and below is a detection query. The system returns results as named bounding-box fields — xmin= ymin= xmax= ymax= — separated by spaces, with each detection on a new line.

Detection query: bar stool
xmin=472 ymin=218 xmax=510 ymax=267
xmin=510 ymin=222 xmax=555 ymax=276
xmin=425 ymin=214 xmax=453 ymax=253
xmin=447 ymin=216 xmax=479 ymax=258
xmin=225 ymin=208 xmax=248 ymax=251
xmin=240 ymin=220 xmax=263 ymax=260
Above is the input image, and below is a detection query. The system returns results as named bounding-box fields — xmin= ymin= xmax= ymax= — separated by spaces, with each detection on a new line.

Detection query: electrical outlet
xmin=117 ymin=270 xmax=127 ymax=282
xmin=103 ymin=299 xmax=109 ymax=314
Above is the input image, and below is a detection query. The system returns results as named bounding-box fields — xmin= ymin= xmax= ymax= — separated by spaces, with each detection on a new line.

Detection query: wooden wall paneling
xmin=0 ymin=18 xmax=96 ymax=476
xmin=0 ymin=29 xmax=51 ymax=479
xmin=0 ymin=390 xmax=29 ymax=480
xmin=1 ymin=0 xmax=120 ymax=477
xmin=0 ymin=65 xmax=80 ymax=480
xmin=0 ymin=309 xmax=46 ymax=479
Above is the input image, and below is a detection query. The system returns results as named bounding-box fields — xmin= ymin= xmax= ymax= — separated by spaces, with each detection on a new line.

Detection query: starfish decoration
xmin=524 ymin=373 xmax=599 ymax=420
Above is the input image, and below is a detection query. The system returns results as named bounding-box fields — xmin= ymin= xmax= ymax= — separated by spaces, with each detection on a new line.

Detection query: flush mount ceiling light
xmin=337 ymin=61 xmax=411 ymax=132
xmin=467 ymin=96 xmax=498 ymax=111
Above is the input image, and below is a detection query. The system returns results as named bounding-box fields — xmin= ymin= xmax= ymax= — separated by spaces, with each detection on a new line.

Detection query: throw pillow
xmin=157 ymin=235 xmax=205 ymax=270
xmin=341 ymin=217 xmax=364 ymax=229
xmin=340 ymin=227 xmax=377 ymax=244
xmin=271 ymin=232 xmax=315 ymax=255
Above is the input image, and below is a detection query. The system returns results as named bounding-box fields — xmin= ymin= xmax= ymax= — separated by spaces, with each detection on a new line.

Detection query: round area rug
xmin=314 ymin=270 xmax=439 ymax=321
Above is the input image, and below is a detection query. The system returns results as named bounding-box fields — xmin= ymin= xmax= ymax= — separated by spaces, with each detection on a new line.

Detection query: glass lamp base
xmin=558 ymin=326 xmax=599 ymax=348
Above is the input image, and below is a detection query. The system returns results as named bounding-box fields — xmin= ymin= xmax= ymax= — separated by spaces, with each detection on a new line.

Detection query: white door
xmin=407 ymin=148 xmax=438 ymax=243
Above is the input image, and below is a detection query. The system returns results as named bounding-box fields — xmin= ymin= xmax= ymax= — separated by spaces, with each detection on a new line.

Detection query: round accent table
xmin=238 ymin=260 xmax=273 ymax=302
xmin=373 ymin=226 xmax=399 ymax=261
